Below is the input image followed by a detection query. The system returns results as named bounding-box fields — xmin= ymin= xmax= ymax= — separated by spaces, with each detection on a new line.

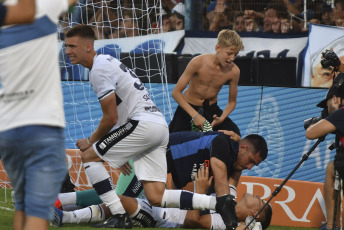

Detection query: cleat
xmin=54 ymin=198 xmax=62 ymax=210
xmin=93 ymin=213 xmax=132 ymax=229
xmin=51 ymin=206 xmax=63 ymax=227
xmin=216 ymin=194 xmax=238 ymax=230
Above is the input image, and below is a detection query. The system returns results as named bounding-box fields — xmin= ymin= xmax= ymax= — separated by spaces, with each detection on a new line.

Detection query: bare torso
xmin=183 ymin=54 xmax=239 ymax=106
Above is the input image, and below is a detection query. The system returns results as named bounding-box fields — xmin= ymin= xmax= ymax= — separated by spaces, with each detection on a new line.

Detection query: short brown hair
xmin=65 ymin=24 xmax=96 ymax=41
xmin=217 ymin=29 xmax=244 ymax=51
xmin=260 ymin=202 xmax=272 ymax=229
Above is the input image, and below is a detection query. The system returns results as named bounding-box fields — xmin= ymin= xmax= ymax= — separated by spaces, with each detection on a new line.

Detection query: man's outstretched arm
xmin=183 ymin=167 xmax=213 ymax=229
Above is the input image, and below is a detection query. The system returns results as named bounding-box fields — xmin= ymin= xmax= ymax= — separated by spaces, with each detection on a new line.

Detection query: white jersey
xmin=137 ymin=198 xmax=226 ymax=229
xmin=89 ymin=55 xmax=167 ymax=130
xmin=0 ymin=0 xmax=68 ymax=132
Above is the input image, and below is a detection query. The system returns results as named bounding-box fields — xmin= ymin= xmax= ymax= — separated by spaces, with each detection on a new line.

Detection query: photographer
xmin=305 ymin=73 xmax=344 ymax=230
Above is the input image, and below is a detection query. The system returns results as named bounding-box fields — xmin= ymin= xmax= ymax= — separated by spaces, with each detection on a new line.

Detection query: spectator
xmin=152 ymin=8 xmax=172 ymax=33
xmin=271 ymin=16 xmax=281 ymax=33
xmin=233 ymin=13 xmax=245 ymax=32
xmin=89 ymin=7 xmax=119 ymax=39
xmin=119 ymin=10 xmax=140 ymax=37
xmin=243 ymin=10 xmax=261 ymax=32
xmin=334 ymin=0 xmax=344 ymax=23
xmin=170 ymin=2 xmax=185 ymax=30
xmin=263 ymin=7 xmax=279 ymax=32
xmin=321 ymin=1 xmax=335 ymax=26
xmin=244 ymin=17 xmax=260 ymax=32
xmin=280 ymin=17 xmax=300 ymax=33
xmin=208 ymin=0 xmax=231 ymax=31
xmin=335 ymin=16 xmax=344 ymax=26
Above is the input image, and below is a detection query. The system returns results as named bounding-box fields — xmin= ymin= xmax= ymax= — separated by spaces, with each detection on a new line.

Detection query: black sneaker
xmin=215 ymin=194 xmax=238 ymax=230
xmin=92 ymin=213 xmax=132 ymax=229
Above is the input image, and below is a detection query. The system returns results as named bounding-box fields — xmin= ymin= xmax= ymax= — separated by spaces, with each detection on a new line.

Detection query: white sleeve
xmin=89 ymin=68 xmax=116 ymax=100
xmin=38 ymin=0 xmax=69 ymax=23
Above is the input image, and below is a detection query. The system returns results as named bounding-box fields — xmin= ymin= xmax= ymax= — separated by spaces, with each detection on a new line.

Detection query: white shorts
xmin=94 ymin=120 xmax=169 ymax=183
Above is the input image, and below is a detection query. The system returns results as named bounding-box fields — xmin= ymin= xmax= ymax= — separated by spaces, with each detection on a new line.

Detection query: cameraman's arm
xmin=306 ymin=119 xmax=337 ymax=139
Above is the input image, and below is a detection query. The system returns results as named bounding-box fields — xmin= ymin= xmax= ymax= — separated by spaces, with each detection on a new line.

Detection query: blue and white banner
xmin=303 ymin=24 xmax=344 ymax=87
xmin=58 ymin=30 xmax=184 ymax=53
xmin=182 ymin=31 xmax=308 ymax=59
xmin=58 ymin=30 xmax=185 ymax=81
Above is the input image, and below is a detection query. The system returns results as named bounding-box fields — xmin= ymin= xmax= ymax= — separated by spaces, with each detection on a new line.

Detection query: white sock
xmin=161 ymin=190 xmax=216 ymax=210
xmin=84 ymin=162 xmax=125 ymax=215
xmin=192 ymin=193 xmax=216 ymax=210
xmin=63 ymin=205 xmax=105 ymax=224
xmin=58 ymin=192 xmax=77 ymax=207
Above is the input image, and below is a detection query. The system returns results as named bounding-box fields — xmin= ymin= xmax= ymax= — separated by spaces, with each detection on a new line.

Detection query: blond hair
xmin=217 ymin=29 xmax=244 ymax=51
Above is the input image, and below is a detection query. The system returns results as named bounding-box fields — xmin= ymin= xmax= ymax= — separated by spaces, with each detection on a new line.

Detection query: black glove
xmin=321 ymin=49 xmax=341 ymax=72
xmin=216 ymin=194 xmax=238 ymax=230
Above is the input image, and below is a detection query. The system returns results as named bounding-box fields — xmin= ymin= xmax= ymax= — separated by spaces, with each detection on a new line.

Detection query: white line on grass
xmin=0 ymin=206 xmax=14 ymax=211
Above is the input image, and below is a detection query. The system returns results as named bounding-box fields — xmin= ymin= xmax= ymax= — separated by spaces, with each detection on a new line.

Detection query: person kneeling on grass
xmin=51 ymin=167 xmax=272 ymax=230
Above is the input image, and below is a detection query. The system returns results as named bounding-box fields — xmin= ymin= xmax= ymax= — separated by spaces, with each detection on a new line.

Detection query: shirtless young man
xmin=169 ymin=29 xmax=244 ymax=135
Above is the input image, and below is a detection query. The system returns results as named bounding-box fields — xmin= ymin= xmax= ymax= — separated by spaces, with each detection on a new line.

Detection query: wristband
xmin=87 ymin=137 xmax=92 ymax=145
xmin=190 ymin=113 xmax=200 ymax=124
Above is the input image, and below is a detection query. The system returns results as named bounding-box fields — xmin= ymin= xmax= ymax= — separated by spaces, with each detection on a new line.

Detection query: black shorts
xmin=169 ymin=101 xmax=240 ymax=136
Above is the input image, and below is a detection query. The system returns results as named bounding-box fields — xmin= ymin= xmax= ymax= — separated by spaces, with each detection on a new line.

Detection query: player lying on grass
xmin=52 ymin=167 xmax=272 ymax=230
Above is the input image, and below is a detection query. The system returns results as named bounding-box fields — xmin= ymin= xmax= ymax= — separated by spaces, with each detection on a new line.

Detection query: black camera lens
xmin=304 ymin=117 xmax=322 ymax=130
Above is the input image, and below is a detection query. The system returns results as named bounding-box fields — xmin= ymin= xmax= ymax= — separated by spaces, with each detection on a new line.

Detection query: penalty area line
xmin=0 ymin=205 xmax=14 ymax=211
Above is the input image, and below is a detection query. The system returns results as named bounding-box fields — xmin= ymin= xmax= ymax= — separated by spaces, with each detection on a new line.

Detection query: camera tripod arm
xmin=244 ymin=136 xmax=326 ymax=230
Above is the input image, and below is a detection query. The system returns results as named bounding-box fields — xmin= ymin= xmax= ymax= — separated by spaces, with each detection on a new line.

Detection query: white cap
xmin=171 ymin=2 xmax=185 ymax=17
xmin=157 ymin=8 xmax=167 ymax=16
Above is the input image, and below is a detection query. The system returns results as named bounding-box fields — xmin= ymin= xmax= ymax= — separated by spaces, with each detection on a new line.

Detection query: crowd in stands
xmin=205 ymin=0 xmax=344 ymax=33
xmin=57 ymin=0 xmax=344 ymax=40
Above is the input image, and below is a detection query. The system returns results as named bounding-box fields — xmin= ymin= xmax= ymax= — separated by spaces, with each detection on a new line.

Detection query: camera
xmin=304 ymin=108 xmax=328 ymax=130
xmin=321 ymin=50 xmax=341 ymax=71
xmin=304 ymin=117 xmax=322 ymax=130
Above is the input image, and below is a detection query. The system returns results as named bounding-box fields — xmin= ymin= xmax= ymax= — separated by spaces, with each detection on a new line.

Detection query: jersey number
xmin=120 ymin=63 xmax=144 ymax=91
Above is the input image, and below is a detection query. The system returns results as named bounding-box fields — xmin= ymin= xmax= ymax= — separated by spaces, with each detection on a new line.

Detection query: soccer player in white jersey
xmin=65 ymin=24 xmax=170 ymax=228
xmin=0 ymin=0 xmax=77 ymax=230
xmin=52 ymin=167 xmax=272 ymax=230
xmin=0 ymin=0 xmax=35 ymax=26
xmin=65 ymin=25 xmax=247 ymax=229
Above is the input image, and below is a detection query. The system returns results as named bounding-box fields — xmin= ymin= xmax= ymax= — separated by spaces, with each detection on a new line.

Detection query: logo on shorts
xmin=99 ymin=143 xmax=107 ymax=150
xmin=99 ymin=123 xmax=133 ymax=150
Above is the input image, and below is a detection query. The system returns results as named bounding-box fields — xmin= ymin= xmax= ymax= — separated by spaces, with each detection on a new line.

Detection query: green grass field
xmin=0 ymin=188 xmax=318 ymax=230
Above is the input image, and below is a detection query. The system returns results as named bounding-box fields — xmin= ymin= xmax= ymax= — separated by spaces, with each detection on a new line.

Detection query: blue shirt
xmin=168 ymin=131 xmax=239 ymax=188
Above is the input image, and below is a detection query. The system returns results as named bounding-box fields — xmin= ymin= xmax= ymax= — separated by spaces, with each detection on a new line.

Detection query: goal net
xmin=60 ymin=0 xmax=174 ymax=190
xmin=0 ymin=0 xmax=174 ymax=201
